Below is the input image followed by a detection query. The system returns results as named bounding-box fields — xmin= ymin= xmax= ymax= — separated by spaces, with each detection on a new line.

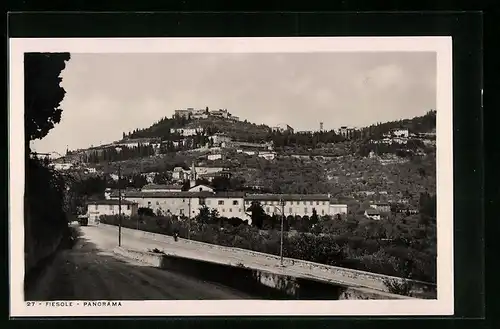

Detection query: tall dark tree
xmin=25 ymin=53 xmax=71 ymax=149
xmin=247 ymin=201 xmax=266 ymax=229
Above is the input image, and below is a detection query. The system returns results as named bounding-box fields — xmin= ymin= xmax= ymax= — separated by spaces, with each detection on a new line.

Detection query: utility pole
xmin=118 ymin=164 xmax=122 ymax=247
xmin=280 ymin=198 xmax=285 ymax=266
xmin=188 ymin=197 xmax=191 ymax=240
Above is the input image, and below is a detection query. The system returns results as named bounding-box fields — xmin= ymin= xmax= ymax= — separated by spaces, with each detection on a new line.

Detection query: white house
xmin=170 ymin=127 xmax=204 ymax=137
xmin=244 ymin=194 xmax=331 ymax=218
xmin=258 ymin=152 xmax=276 ymax=160
xmin=52 ymin=163 xmax=73 ymax=171
xmin=172 ymin=167 xmax=191 ymax=181
xmin=208 ymin=154 xmax=222 ymax=161
xmin=364 ymin=208 xmax=381 ymax=220
xmin=210 ymin=134 xmax=232 ymax=146
xmin=86 ymin=200 xmax=138 ymax=225
xmin=391 ymin=128 xmax=409 ymax=138
xmin=329 ymin=204 xmax=348 ymax=217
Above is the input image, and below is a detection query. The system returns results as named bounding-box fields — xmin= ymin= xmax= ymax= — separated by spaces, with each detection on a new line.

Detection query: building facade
xmin=244 ymin=194 xmax=331 ymax=218
xmin=170 ymin=127 xmax=204 ymax=137
xmin=86 ymin=200 xmax=138 ymax=225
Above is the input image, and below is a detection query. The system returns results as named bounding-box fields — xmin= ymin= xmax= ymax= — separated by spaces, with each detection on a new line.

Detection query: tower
xmin=189 ymin=162 xmax=197 ymax=188
xmin=320 ymin=122 xmax=324 ymax=132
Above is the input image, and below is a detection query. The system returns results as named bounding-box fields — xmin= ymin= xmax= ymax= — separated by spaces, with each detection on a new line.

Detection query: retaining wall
xmin=100 ymin=224 xmax=436 ymax=298
xmin=114 ymin=247 xmax=410 ymax=300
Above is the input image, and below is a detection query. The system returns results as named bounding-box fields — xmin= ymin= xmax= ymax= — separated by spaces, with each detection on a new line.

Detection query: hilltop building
xmin=338 ymin=126 xmax=358 ymax=139
xmin=170 ymin=127 xmax=204 ymax=137
xmin=174 ymin=107 xmax=240 ymax=121
xmin=271 ymin=124 xmax=294 ymax=134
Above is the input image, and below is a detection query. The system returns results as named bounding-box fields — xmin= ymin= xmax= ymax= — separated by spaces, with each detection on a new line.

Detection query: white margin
xmin=9 ymin=37 xmax=453 ymax=317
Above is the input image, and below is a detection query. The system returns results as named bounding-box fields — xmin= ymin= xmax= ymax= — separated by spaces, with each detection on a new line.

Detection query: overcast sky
xmin=30 ymin=52 xmax=436 ymax=155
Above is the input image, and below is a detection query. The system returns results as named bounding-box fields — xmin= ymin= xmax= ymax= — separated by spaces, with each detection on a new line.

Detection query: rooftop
xmin=87 ymin=199 xmax=137 ymax=206
xmin=245 ymin=194 xmax=331 ymax=201
xmin=141 ymin=184 xmax=183 ymax=191
xmin=111 ymin=190 xmax=245 ymax=199
xmin=365 ymin=208 xmax=381 ymax=215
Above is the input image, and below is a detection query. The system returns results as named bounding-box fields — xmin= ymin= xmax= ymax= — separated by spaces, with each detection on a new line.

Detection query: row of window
xmin=95 ymin=205 xmax=131 ymax=210
xmin=265 ymin=207 xmax=326 ymax=215
xmin=246 ymin=200 xmax=327 ymax=206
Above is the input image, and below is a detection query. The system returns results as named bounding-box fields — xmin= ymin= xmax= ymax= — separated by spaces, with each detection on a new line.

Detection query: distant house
xmin=369 ymin=203 xmax=391 ymax=213
xmin=391 ymin=128 xmax=409 ymax=138
xmin=172 ymin=167 xmax=191 ymax=181
xmin=188 ymin=184 xmax=214 ymax=193
xmin=364 ymin=208 xmax=381 ymax=220
xmin=210 ymin=134 xmax=232 ymax=146
xmin=170 ymin=127 xmax=204 ymax=137
xmin=208 ymin=154 xmax=222 ymax=161
xmin=258 ymin=152 xmax=276 ymax=160
xmin=141 ymin=184 xmax=183 ymax=193
xmin=329 ymin=204 xmax=348 ymax=217
xmin=86 ymin=199 xmax=138 ymax=225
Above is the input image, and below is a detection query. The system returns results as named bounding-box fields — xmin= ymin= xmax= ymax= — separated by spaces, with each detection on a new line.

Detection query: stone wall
xmin=114 ymin=247 xmax=410 ymax=300
xmin=101 ymin=224 xmax=436 ymax=298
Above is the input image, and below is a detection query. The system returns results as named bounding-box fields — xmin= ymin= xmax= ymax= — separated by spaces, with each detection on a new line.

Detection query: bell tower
xmin=189 ymin=162 xmax=197 ymax=188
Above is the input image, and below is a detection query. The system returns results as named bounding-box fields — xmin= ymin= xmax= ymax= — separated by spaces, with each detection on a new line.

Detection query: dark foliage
xmin=25 ymin=53 xmax=71 ymax=143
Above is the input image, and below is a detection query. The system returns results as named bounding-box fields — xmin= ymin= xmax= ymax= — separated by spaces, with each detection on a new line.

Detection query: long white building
xmin=244 ymin=194 xmax=332 ymax=218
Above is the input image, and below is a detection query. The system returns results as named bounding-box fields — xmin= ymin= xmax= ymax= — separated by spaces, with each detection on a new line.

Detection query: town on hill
xmin=24 ymin=52 xmax=439 ymax=303
xmin=49 ymin=106 xmax=437 ymax=287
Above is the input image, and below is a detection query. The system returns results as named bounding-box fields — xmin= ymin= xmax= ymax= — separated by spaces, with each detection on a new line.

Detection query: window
xmin=127 ymin=205 xmax=131 ymax=210
xmin=310 ymin=201 xmax=313 ymax=205
xmin=148 ymin=201 xmax=152 ymax=207
xmin=303 ymin=201 xmax=307 ymax=205
xmin=232 ymin=200 xmax=238 ymax=205
xmin=304 ymin=208 xmax=308 ymax=214
xmin=229 ymin=208 xmax=232 ymax=212
xmin=199 ymin=187 xmax=203 ymax=192
xmin=109 ymin=205 xmax=113 ymax=210
xmin=222 ymin=208 xmax=225 ymax=213
xmin=296 ymin=201 xmax=299 ymax=205
xmin=218 ymin=200 xmax=224 ymax=205
xmin=316 ymin=201 xmax=320 ymax=205
xmin=289 ymin=208 xmax=293 ymax=214
xmin=266 ymin=207 xmax=270 ymax=213
xmin=95 ymin=205 xmax=98 ymax=210
xmin=156 ymin=201 xmax=159 ymax=205
xmin=322 ymin=209 xmax=325 ymax=215
xmin=183 ymin=198 xmax=185 ymax=203
xmin=179 ymin=209 xmax=184 ymax=215
xmin=199 ymin=198 xmax=206 ymax=205
xmin=323 ymin=201 xmax=327 ymax=205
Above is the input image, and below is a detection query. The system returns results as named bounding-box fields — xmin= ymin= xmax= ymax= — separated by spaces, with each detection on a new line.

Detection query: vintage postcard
xmin=9 ymin=37 xmax=453 ymax=317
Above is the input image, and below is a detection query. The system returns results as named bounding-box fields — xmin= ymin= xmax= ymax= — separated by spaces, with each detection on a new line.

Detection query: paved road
xmin=25 ymin=227 xmax=254 ymax=301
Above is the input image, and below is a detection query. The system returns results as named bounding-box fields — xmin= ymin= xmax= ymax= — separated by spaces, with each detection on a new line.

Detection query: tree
xmin=248 ymin=201 xmax=266 ymax=229
xmin=311 ymin=208 xmax=319 ymax=224
xmin=25 ymin=53 xmax=71 ymax=147
xmin=196 ymin=205 xmax=211 ymax=224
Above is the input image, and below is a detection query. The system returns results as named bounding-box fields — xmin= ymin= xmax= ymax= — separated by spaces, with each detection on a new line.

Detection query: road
xmin=25 ymin=226 xmax=254 ymax=301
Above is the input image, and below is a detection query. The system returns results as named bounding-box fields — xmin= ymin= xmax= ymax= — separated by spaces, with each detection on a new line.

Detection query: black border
xmin=6 ymin=11 xmax=485 ymax=327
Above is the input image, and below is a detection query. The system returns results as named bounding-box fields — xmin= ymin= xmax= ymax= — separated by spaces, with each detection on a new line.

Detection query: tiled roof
xmin=245 ymin=194 xmax=330 ymax=201
xmin=365 ymin=208 xmax=380 ymax=215
xmin=110 ymin=191 xmax=245 ymax=199
xmin=141 ymin=184 xmax=183 ymax=190
xmin=87 ymin=199 xmax=137 ymax=206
